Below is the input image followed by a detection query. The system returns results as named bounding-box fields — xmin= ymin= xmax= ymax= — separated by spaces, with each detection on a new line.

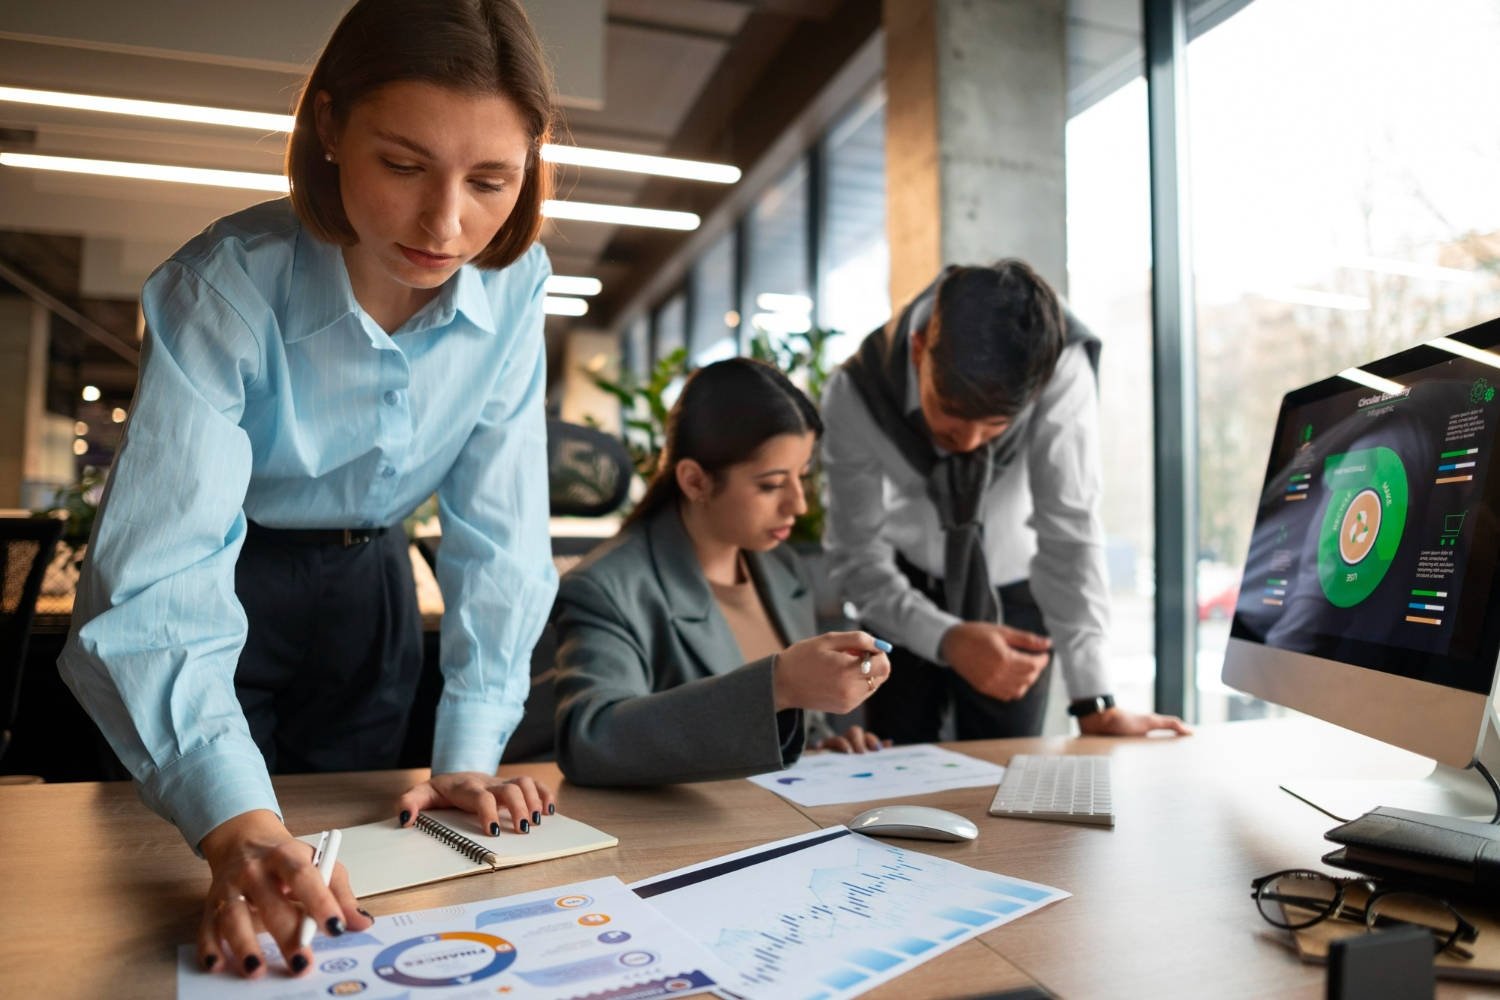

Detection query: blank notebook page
xmin=298 ymin=809 xmax=618 ymax=898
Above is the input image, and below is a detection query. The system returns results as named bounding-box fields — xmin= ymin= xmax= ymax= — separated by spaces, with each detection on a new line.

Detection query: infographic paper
xmin=176 ymin=876 xmax=734 ymax=1000
xmin=631 ymin=826 xmax=1068 ymax=1000
xmin=746 ymin=744 xmax=1006 ymax=807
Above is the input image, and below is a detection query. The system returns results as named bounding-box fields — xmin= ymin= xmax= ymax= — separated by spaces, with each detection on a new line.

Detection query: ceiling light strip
xmin=542 ymin=199 xmax=699 ymax=231
xmin=541 ymin=144 xmax=739 ymax=183
xmin=545 ymin=276 xmax=603 ymax=296
xmin=543 ymin=296 xmax=589 ymax=317
xmin=0 ymin=87 xmax=740 ymax=183
xmin=0 ymin=152 xmax=290 ymax=191
xmin=0 ymin=85 xmax=295 ymax=132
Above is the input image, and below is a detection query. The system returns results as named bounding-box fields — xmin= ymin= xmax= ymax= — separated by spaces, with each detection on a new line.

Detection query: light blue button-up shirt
xmin=59 ymin=199 xmax=559 ymax=849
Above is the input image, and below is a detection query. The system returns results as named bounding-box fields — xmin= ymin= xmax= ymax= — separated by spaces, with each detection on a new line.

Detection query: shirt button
xmin=384 ymin=390 xmax=398 ymax=405
xmin=382 ymin=466 xmax=396 ymax=478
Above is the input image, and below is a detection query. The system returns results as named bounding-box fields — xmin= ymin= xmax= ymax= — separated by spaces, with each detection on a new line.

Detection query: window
xmin=746 ymin=160 xmax=812 ymax=348
xmin=690 ymin=233 xmax=738 ymax=366
xmin=1188 ymin=0 xmax=1500 ymax=722
xmin=654 ymin=291 xmax=687 ymax=363
xmin=820 ymin=86 xmax=890 ymax=364
xmin=1066 ymin=77 xmax=1156 ymax=717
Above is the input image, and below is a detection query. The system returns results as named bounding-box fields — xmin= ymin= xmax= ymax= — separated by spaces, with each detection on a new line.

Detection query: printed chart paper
xmin=176 ymin=876 xmax=734 ymax=1000
xmin=631 ymin=827 xmax=1069 ymax=1000
xmin=747 ymin=743 xmax=1006 ymax=806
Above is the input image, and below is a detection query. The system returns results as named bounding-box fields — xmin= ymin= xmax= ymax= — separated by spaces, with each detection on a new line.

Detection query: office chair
xmin=545 ymin=419 xmax=632 ymax=519
xmin=0 ymin=516 xmax=64 ymax=766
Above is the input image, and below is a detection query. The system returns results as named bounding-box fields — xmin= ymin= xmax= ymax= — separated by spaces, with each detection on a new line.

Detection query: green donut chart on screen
xmin=1318 ymin=446 xmax=1409 ymax=607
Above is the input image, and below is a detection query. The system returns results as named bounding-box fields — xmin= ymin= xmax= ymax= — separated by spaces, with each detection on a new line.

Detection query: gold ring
xmin=214 ymin=894 xmax=247 ymax=916
xmin=866 ymin=676 xmax=875 ymax=692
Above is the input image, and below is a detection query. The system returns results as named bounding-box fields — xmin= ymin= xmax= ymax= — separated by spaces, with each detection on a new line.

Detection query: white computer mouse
xmin=848 ymin=805 xmax=979 ymax=842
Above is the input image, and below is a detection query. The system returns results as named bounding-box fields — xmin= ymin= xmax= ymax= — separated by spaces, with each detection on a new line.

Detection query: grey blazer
xmin=552 ymin=505 xmax=818 ymax=786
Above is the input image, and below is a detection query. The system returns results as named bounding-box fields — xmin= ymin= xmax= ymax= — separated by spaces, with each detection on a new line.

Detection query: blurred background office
xmin=3 ymin=0 xmax=1500 ymax=781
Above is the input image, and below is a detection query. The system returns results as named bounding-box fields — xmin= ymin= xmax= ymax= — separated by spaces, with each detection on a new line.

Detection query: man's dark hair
xmin=926 ymin=259 xmax=1066 ymax=419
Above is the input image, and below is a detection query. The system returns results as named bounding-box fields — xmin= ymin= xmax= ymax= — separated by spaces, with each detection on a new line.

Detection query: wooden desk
xmin=1 ymin=718 xmax=1494 ymax=999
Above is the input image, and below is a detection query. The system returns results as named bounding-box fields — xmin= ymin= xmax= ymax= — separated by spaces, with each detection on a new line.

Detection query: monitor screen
xmin=1231 ymin=319 xmax=1500 ymax=696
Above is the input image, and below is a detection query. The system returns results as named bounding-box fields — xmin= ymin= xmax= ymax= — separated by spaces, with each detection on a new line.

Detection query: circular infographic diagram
xmin=1318 ymin=446 xmax=1408 ymax=607
xmin=373 ymin=932 xmax=516 ymax=988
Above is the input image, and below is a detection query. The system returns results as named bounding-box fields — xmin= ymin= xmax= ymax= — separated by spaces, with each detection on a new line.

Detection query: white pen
xmin=296 ymin=828 xmax=342 ymax=949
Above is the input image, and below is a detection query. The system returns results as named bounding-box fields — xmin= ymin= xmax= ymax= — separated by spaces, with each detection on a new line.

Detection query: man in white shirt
xmin=821 ymin=260 xmax=1189 ymax=741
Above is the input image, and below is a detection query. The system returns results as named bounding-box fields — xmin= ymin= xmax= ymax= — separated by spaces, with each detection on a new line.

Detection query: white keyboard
xmin=989 ymin=754 xmax=1115 ymax=827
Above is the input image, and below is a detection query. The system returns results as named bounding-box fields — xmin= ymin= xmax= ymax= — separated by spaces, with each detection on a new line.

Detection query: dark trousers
xmin=865 ymin=555 xmax=1053 ymax=743
xmin=234 ymin=520 xmax=423 ymax=773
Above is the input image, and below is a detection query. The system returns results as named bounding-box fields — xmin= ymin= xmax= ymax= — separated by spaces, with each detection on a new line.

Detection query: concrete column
xmin=884 ymin=0 xmax=1069 ymax=308
xmin=0 ymin=296 xmax=49 ymax=508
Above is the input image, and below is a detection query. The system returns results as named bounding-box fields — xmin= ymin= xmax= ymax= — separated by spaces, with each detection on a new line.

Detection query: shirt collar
xmin=285 ymin=229 xmax=496 ymax=343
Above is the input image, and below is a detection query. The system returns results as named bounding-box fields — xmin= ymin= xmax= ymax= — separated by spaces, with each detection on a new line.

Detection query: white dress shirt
xmin=820 ymin=341 xmax=1112 ymax=700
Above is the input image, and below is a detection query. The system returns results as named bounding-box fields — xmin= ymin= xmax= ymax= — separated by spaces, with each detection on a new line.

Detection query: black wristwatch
xmin=1067 ymin=694 xmax=1116 ymax=718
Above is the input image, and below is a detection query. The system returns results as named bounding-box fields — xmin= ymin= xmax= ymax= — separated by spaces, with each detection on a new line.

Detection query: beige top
xmin=709 ymin=565 xmax=786 ymax=663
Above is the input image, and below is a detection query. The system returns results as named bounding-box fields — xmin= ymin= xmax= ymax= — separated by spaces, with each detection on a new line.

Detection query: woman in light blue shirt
xmin=60 ymin=0 xmax=558 ymax=980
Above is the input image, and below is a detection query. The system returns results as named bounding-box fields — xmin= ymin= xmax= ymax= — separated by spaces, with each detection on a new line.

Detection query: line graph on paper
xmin=633 ymin=829 xmax=1068 ymax=1000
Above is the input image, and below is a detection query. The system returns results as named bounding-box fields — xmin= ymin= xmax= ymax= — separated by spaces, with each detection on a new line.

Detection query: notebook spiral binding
xmin=414 ymin=813 xmax=495 ymax=865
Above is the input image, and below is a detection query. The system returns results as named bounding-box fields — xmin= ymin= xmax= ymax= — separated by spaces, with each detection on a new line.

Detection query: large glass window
xmin=690 ymin=232 xmax=738 ymax=366
xmin=1066 ymin=77 xmax=1156 ymax=717
xmin=1189 ymin=0 xmax=1500 ymax=722
xmin=654 ymin=291 xmax=687 ymax=364
xmin=820 ymin=86 xmax=890 ymax=364
xmin=746 ymin=160 xmax=812 ymax=347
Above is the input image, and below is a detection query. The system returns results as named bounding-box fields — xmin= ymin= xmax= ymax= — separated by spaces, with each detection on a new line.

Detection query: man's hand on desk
xmin=942 ymin=621 xmax=1052 ymax=701
xmin=1077 ymin=706 xmax=1192 ymax=736
xmin=197 ymin=809 xmax=373 ymax=979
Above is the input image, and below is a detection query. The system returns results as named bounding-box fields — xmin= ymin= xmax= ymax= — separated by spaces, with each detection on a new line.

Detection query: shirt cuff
xmin=431 ymin=695 xmax=522 ymax=776
xmin=140 ymin=739 xmax=280 ymax=855
xmin=1057 ymin=634 xmax=1111 ymax=702
xmin=904 ymin=603 xmax=964 ymax=665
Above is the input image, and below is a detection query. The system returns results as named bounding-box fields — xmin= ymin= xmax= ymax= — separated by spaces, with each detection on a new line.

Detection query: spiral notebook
xmin=297 ymin=809 xmax=618 ymax=898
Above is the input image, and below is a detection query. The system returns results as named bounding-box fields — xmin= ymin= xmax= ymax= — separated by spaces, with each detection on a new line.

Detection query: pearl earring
xmin=324 ymin=153 xmax=333 ymax=163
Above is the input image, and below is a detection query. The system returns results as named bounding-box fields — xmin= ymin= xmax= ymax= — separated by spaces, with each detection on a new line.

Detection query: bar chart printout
xmin=631 ymin=827 xmax=1069 ymax=1000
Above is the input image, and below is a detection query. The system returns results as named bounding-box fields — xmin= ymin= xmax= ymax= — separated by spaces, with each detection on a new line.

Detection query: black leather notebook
xmin=1323 ymin=806 xmax=1500 ymax=893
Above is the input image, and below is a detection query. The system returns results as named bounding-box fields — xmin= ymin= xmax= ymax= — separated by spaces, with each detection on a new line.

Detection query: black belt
xmin=246 ymin=519 xmax=391 ymax=548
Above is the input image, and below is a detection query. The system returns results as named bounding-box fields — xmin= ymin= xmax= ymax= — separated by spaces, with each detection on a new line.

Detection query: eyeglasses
xmin=1251 ymin=869 xmax=1479 ymax=960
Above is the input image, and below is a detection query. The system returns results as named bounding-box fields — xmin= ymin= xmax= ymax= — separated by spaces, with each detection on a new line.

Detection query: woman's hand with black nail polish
xmin=392 ymin=772 xmax=556 ymax=837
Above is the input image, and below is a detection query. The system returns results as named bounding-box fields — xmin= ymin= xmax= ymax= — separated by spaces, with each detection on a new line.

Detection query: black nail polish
xmin=532 ymin=810 xmax=541 ymax=825
xmin=244 ymin=955 xmax=261 ymax=974
xmin=290 ymin=954 xmax=308 ymax=973
xmin=519 ymin=818 xmax=530 ymax=833
xmin=399 ymin=809 xmax=411 ymax=826
xmin=547 ymin=803 xmax=555 ymax=815
xmin=326 ymin=916 xmax=345 ymax=937
xmin=203 ymin=954 xmax=218 ymax=971
xmin=358 ymin=908 xmax=373 ymax=920
xmin=489 ymin=821 xmax=501 ymax=836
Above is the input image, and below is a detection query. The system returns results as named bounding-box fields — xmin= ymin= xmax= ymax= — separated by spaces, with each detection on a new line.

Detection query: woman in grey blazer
xmin=553 ymin=359 xmax=892 ymax=786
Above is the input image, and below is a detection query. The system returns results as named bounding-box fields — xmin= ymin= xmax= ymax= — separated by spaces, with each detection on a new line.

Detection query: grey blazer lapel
xmin=746 ymin=547 xmax=817 ymax=644
xmin=647 ymin=507 xmax=744 ymax=675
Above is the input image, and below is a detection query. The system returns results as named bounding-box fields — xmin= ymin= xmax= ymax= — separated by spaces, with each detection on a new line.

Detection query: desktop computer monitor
xmin=1222 ymin=317 xmax=1500 ymax=819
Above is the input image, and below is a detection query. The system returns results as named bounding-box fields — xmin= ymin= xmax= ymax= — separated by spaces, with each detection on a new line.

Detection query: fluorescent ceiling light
xmin=756 ymin=292 xmax=813 ymax=313
xmin=541 ymin=144 xmax=739 ymax=184
xmin=0 ymin=88 xmax=739 ymax=183
xmin=1428 ymin=336 xmax=1500 ymax=369
xmin=542 ymin=199 xmax=699 ymax=231
xmin=0 ymin=151 xmax=289 ymax=191
xmin=1338 ymin=368 xmax=1405 ymax=395
xmin=2 ymin=154 xmax=694 ymax=230
xmin=0 ymin=85 xmax=296 ymax=132
xmin=1261 ymin=288 xmax=1370 ymax=311
xmin=545 ymin=275 xmax=603 ymax=296
xmin=1343 ymin=256 xmax=1476 ymax=284
xmin=544 ymin=296 xmax=589 ymax=317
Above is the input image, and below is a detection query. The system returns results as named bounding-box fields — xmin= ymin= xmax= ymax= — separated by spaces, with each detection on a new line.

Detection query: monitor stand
xmin=1280 ymin=710 xmax=1500 ymax=823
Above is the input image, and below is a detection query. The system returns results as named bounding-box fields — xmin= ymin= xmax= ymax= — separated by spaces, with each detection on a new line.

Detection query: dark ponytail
xmin=624 ymin=358 xmax=823 ymax=529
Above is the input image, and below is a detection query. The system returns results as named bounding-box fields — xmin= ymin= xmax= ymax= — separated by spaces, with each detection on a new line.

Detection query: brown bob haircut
xmin=286 ymin=0 xmax=555 ymax=271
